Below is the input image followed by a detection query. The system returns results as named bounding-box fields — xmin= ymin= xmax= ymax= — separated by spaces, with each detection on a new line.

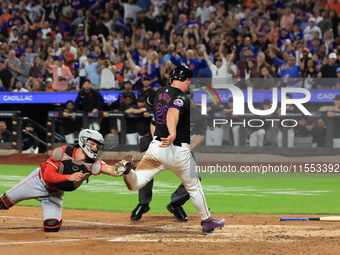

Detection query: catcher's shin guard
xmin=0 ymin=193 xmax=13 ymax=210
xmin=43 ymin=219 xmax=63 ymax=232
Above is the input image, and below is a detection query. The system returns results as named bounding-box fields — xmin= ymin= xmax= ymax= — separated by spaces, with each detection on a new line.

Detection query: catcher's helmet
xmin=78 ymin=129 xmax=104 ymax=161
xmin=170 ymin=66 xmax=193 ymax=82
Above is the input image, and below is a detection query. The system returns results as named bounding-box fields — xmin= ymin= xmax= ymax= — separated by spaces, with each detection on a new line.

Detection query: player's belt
xmin=155 ymin=136 xmax=183 ymax=147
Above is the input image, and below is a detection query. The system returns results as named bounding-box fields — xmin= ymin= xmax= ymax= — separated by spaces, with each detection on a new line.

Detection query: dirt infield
xmin=1 ymin=154 xmax=340 ymax=254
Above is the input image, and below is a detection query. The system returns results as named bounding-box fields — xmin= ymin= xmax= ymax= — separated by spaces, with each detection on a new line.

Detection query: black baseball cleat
xmin=166 ymin=203 xmax=188 ymax=222
xmin=114 ymin=155 xmax=133 ymax=176
xmin=130 ymin=204 xmax=150 ymax=221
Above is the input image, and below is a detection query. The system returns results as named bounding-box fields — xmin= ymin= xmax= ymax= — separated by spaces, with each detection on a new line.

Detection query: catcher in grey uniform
xmin=0 ymin=129 xmax=123 ymax=232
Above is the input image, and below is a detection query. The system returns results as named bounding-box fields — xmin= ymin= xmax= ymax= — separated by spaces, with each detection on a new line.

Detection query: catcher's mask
xmin=78 ymin=129 xmax=104 ymax=161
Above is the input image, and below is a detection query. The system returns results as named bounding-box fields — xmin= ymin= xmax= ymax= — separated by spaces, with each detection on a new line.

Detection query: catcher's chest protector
xmin=53 ymin=146 xmax=94 ymax=191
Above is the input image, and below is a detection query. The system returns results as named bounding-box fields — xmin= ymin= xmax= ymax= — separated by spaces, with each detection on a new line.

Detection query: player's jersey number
xmin=156 ymin=103 xmax=168 ymax=124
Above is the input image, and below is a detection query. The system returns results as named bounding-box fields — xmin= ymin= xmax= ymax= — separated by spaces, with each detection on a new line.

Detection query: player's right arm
xmin=41 ymin=147 xmax=84 ymax=183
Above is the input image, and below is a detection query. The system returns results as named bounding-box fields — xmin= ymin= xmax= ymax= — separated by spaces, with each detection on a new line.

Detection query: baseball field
xmin=1 ymin=154 xmax=340 ymax=254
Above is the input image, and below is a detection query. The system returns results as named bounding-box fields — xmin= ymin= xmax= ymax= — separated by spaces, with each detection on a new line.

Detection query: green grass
xmin=1 ymin=165 xmax=340 ymax=215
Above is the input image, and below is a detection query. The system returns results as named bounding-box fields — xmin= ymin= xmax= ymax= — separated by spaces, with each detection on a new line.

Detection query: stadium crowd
xmin=0 ymin=0 xmax=340 ymax=92
xmin=0 ymin=0 xmax=340 ymax=149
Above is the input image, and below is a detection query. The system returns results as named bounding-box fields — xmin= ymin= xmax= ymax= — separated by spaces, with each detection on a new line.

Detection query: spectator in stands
xmin=318 ymin=52 xmax=339 ymax=88
xmin=0 ymin=57 xmax=14 ymax=91
xmin=84 ymin=54 xmax=100 ymax=90
xmin=25 ymin=76 xmax=42 ymax=92
xmin=146 ymin=51 xmax=160 ymax=89
xmin=0 ymin=121 xmax=12 ymax=143
xmin=44 ymin=54 xmax=72 ymax=91
xmin=170 ymin=49 xmax=208 ymax=78
xmin=160 ymin=60 xmax=174 ymax=87
xmin=261 ymin=66 xmax=277 ymax=90
xmin=301 ymin=58 xmax=318 ymax=90
xmin=114 ymin=55 xmax=125 ymax=89
xmin=137 ymin=10 xmax=154 ymax=32
xmin=72 ymin=80 xmax=104 ymax=131
xmin=119 ymin=0 xmax=142 ymax=25
xmin=72 ymin=10 xmax=85 ymax=27
xmin=5 ymin=50 xmax=20 ymax=80
xmin=13 ymin=80 xmax=28 ymax=92
xmin=60 ymin=42 xmax=75 ymax=72
xmin=204 ymin=44 xmax=231 ymax=87
xmin=304 ymin=17 xmax=322 ymax=41
xmin=280 ymin=5 xmax=295 ymax=31
xmin=22 ymin=122 xmax=39 ymax=154
xmin=125 ymin=51 xmax=140 ymax=88
xmin=17 ymin=54 xmax=30 ymax=84
xmin=238 ymin=47 xmax=256 ymax=88
xmin=99 ymin=57 xmax=116 ymax=91
xmin=281 ymin=55 xmax=302 ymax=87
xmin=196 ymin=0 xmax=216 ymax=24
xmin=43 ymin=78 xmax=55 ymax=92
xmin=33 ymin=77 xmax=54 ymax=92
xmin=250 ymin=52 xmax=275 ymax=89
xmin=29 ymin=55 xmax=44 ymax=79
xmin=69 ymin=63 xmax=80 ymax=91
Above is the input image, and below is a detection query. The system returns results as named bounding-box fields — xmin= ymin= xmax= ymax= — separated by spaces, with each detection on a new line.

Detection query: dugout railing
xmin=46 ymin=111 xmax=153 ymax=151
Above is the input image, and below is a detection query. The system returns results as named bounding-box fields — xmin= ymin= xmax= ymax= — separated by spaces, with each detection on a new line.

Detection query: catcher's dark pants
xmin=138 ymin=152 xmax=200 ymax=207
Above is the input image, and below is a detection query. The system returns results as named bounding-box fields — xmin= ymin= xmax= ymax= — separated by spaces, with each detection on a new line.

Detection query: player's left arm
xmin=160 ymin=107 xmax=179 ymax=147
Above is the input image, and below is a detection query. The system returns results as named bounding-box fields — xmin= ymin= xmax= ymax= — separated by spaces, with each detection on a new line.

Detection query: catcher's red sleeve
xmin=40 ymin=160 xmax=70 ymax=184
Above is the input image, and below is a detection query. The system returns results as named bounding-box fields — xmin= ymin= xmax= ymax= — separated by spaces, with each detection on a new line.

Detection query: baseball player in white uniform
xmin=114 ymin=66 xmax=225 ymax=234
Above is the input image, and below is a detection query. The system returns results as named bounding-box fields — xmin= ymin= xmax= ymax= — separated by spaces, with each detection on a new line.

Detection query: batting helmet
xmin=78 ymin=129 xmax=104 ymax=161
xmin=170 ymin=66 xmax=193 ymax=82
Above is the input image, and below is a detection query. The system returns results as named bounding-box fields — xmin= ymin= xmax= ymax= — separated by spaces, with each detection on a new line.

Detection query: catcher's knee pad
xmin=43 ymin=219 xmax=62 ymax=232
xmin=0 ymin=193 xmax=13 ymax=210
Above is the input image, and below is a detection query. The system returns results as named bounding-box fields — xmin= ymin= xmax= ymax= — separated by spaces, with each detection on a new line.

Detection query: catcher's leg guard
xmin=0 ymin=193 xmax=13 ymax=210
xmin=43 ymin=219 xmax=62 ymax=232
